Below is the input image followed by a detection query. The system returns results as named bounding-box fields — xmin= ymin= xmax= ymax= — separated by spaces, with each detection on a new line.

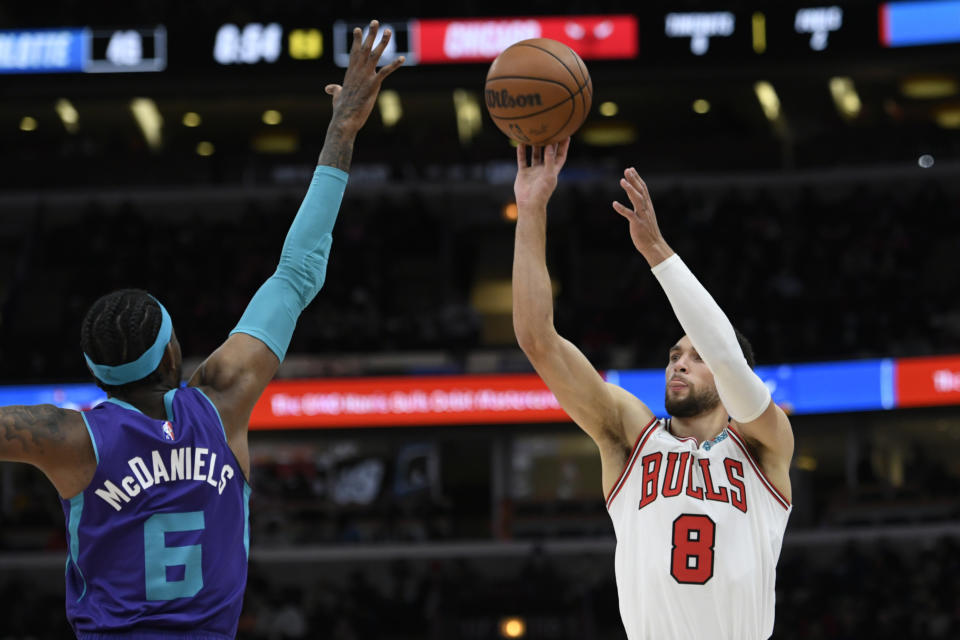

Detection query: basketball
xmin=484 ymin=38 xmax=593 ymax=146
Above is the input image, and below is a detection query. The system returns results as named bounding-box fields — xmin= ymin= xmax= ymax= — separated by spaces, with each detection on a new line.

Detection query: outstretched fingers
xmin=619 ymin=176 xmax=645 ymax=210
xmin=624 ymin=167 xmax=650 ymax=198
xmin=516 ymin=143 xmax=527 ymax=170
xmin=372 ymin=27 xmax=392 ymax=59
xmin=555 ymin=137 xmax=571 ymax=167
xmin=612 ymin=200 xmax=636 ymax=220
xmin=361 ymin=20 xmax=380 ymax=53
xmin=376 ymin=55 xmax=405 ymax=80
xmin=351 ymin=27 xmax=363 ymax=53
xmin=543 ymin=143 xmax=556 ymax=171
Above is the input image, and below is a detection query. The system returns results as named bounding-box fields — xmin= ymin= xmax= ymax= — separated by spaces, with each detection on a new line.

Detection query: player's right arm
xmin=0 ymin=405 xmax=95 ymax=498
xmin=188 ymin=21 xmax=404 ymax=476
xmin=511 ymin=140 xmax=655 ymax=497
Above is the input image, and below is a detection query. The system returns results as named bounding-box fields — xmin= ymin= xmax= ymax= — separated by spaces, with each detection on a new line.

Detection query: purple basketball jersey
xmin=61 ymin=387 xmax=250 ymax=639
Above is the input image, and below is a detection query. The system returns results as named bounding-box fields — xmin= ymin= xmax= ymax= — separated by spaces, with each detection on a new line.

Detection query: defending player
xmin=511 ymin=139 xmax=794 ymax=640
xmin=0 ymin=21 xmax=401 ymax=639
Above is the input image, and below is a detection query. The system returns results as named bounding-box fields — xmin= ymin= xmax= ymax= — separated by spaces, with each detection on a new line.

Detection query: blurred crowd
xmin=3 ymin=425 xmax=958 ymax=552
xmin=0 ymin=177 xmax=956 ymax=383
xmin=2 ymin=538 xmax=958 ymax=639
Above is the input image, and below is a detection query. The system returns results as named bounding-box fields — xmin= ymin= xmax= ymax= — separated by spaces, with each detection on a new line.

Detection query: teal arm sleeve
xmin=230 ymin=165 xmax=349 ymax=361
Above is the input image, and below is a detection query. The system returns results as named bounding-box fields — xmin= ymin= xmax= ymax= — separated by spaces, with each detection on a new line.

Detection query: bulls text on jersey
xmin=635 ymin=451 xmax=748 ymax=513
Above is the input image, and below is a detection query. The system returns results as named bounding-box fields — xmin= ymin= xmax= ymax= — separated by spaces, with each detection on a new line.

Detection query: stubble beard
xmin=665 ymin=383 xmax=721 ymax=418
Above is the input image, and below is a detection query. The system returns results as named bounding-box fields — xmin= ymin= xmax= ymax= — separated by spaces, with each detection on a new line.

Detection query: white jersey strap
xmin=606 ymin=418 xmax=659 ymax=510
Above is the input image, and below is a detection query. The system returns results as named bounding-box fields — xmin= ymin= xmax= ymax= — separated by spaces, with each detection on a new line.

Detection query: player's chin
xmin=666 ymin=386 xmax=690 ymax=399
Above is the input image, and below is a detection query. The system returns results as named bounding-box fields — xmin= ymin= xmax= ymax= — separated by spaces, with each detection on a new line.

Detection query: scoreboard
xmin=0 ymin=27 xmax=166 ymax=74
xmin=2 ymin=2 xmax=959 ymax=77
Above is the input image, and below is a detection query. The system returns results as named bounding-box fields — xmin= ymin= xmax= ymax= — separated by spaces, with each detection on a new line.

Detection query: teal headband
xmin=84 ymin=299 xmax=173 ymax=386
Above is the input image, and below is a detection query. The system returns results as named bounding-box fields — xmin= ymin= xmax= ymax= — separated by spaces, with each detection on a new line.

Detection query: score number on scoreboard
xmin=88 ymin=27 xmax=166 ymax=72
xmin=0 ymin=26 xmax=166 ymax=74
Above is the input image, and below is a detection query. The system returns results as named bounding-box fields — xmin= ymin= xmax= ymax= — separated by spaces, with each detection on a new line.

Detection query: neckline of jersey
xmin=665 ymin=417 xmax=730 ymax=449
xmin=103 ymin=392 xmax=176 ymax=422
xmin=104 ymin=397 xmax=143 ymax=414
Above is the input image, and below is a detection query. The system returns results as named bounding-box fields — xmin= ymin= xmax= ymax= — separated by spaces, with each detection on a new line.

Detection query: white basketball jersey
xmin=607 ymin=418 xmax=791 ymax=640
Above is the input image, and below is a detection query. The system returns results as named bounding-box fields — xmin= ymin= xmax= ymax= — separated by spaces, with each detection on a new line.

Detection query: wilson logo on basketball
xmin=486 ymin=89 xmax=543 ymax=109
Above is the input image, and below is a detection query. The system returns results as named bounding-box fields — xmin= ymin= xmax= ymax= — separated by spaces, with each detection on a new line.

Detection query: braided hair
xmin=80 ymin=289 xmax=165 ymax=392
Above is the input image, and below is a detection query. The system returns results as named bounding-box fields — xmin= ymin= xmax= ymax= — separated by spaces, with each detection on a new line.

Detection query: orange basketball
xmin=484 ymin=38 xmax=593 ymax=145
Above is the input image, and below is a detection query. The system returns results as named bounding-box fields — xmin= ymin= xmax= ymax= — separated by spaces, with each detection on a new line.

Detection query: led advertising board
xmin=880 ymin=0 xmax=960 ymax=47
xmin=1 ymin=354 xmax=957 ymax=428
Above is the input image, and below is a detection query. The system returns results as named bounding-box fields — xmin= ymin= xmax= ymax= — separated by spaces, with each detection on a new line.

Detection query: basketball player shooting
xmin=0 ymin=21 xmax=401 ymax=639
xmin=512 ymin=139 xmax=794 ymax=640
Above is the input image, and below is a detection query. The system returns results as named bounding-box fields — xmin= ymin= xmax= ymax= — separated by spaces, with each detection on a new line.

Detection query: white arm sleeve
xmin=652 ymin=254 xmax=771 ymax=423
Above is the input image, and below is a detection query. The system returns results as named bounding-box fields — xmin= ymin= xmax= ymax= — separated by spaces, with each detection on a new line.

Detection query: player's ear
xmin=161 ymin=337 xmax=180 ymax=372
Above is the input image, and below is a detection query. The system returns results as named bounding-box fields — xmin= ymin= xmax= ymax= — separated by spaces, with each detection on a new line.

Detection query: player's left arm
xmin=188 ymin=22 xmax=404 ymax=473
xmin=613 ymin=168 xmax=794 ymax=501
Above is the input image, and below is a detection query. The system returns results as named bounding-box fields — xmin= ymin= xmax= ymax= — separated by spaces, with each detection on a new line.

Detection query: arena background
xmin=1 ymin=1 xmax=960 ymax=638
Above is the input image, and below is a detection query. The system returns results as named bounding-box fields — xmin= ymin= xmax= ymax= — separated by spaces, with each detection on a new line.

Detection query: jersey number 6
xmin=670 ymin=513 xmax=716 ymax=585
xmin=144 ymin=511 xmax=206 ymax=600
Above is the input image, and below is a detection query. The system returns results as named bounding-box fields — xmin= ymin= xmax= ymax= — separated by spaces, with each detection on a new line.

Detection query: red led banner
xmin=411 ymin=15 xmax=638 ymax=63
xmin=895 ymin=355 xmax=960 ymax=408
xmin=249 ymin=373 xmax=569 ymax=429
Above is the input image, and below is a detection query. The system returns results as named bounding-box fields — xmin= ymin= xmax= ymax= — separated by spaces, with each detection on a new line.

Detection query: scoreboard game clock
xmin=211 ymin=23 xmax=325 ymax=65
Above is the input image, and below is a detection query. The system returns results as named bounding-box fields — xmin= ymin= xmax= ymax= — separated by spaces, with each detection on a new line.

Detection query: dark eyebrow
xmin=669 ymin=346 xmax=682 ymax=354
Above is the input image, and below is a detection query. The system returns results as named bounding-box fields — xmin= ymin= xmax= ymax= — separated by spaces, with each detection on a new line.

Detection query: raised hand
xmin=612 ymin=167 xmax=674 ymax=265
xmin=326 ymin=20 xmax=405 ymax=135
xmin=319 ymin=20 xmax=404 ymax=171
xmin=514 ymin=138 xmax=571 ymax=211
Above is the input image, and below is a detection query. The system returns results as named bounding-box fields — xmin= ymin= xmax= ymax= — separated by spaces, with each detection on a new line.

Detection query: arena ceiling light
xmin=753 ymin=81 xmax=781 ymax=122
xmin=900 ymin=75 xmax=958 ymax=99
xmin=934 ymin=106 xmax=960 ymax=129
xmin=55 ymin=99 xmax=79 ymax=133
xmin=19 ymin=116 xmax=37 ymax=131
xmin=499 ymin=616 xmax=527 ymax=638
xmin=129 ymin=98 xmax=163 ymax=150
xmin=182 ymin=112 xmax=201 ymax=127
xmin=599 ymin=101 xmax=619 ymax=117
xmin=828 ymin=77 xmax=861 ymax=121
xmin=580 ymin=122 xmax=636 ymax=146
xmin=252 ymin=132 xmax=299 ymax=153
xmin=262 ymin=109 xmax=283 ymax=125
xmin=452 ymin=89 xmax=482 ymax=144
xmin=378 ymin=89 xmax=402 ymax=128
xmin=692 ymin=99 xmax=710 ymax=114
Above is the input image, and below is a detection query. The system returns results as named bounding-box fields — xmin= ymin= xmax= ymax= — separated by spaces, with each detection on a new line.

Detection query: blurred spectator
xmin=0 ymin=178 xmax=957 ymax=383
xmin=2 ymin=538 xmax=958 ymax=639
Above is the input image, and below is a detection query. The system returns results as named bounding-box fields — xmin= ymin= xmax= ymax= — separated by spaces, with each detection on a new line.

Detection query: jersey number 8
xmin=670 ymin=513 xmax=716 ymax=585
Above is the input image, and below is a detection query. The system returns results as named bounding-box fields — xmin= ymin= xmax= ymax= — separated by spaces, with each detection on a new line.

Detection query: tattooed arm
xmin=0 ymin=405 xmax=96 ymax=498
xmin=317 ymin=20 xmax=403 ymax=172
xmin=189 ymin=20 xmax=404 ymax=479
xmin=317 ymin=122 xmax=358 ymax=173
